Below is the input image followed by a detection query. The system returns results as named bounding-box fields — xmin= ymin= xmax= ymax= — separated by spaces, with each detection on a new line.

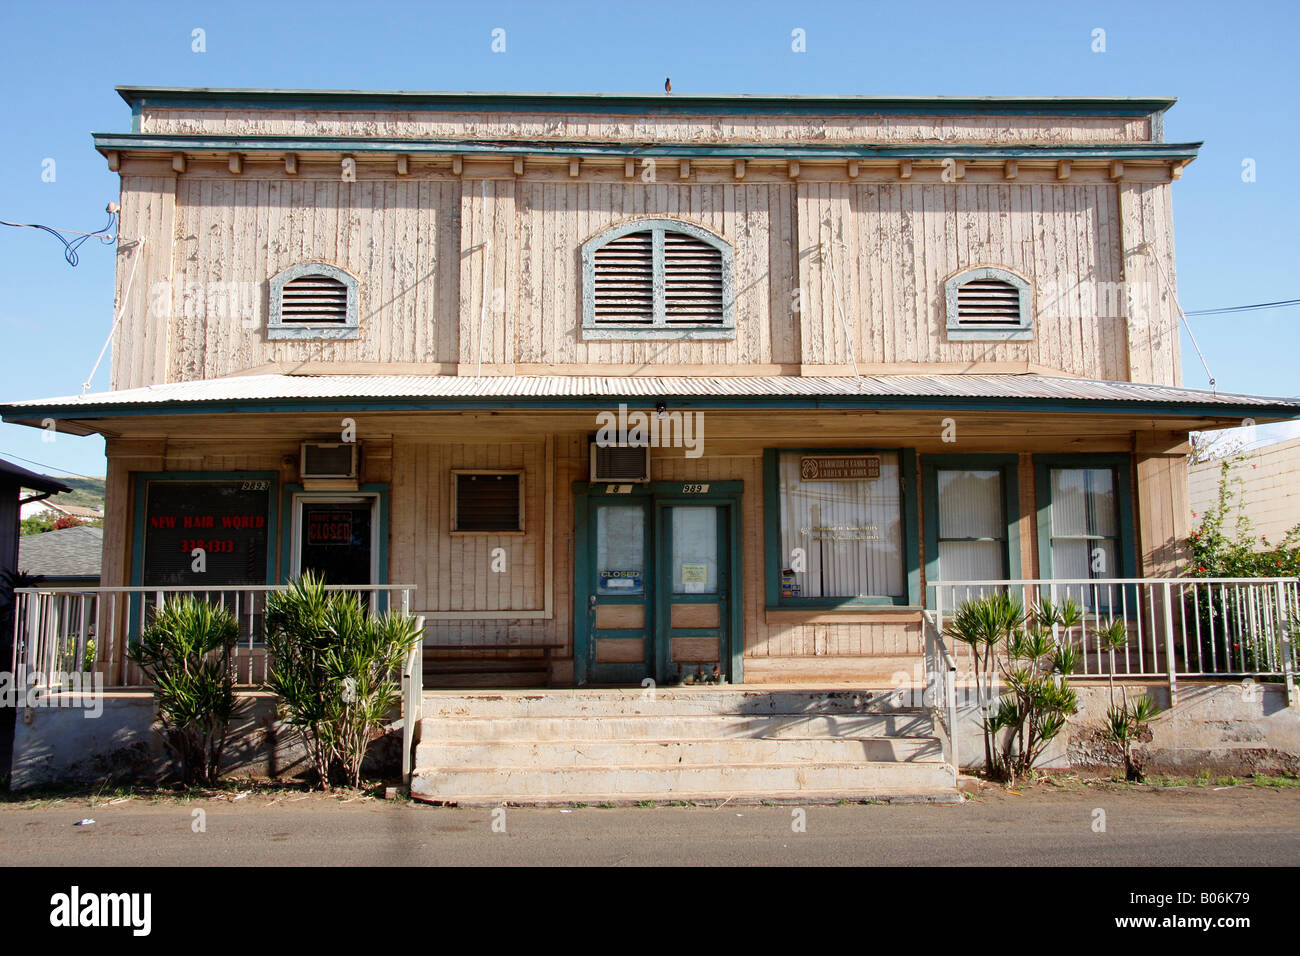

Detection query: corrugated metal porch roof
xmin=2 ymin=373 xmax=1297 ymax=422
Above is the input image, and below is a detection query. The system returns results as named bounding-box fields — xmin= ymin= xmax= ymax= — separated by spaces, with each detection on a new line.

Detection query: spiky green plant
xmin=1105 ymin=694 xmax=1160 ymax=782
xmin=128 ymin=597 xmax=239 ymax=787
xmin=1097 ymin=618 xmax=1129 ymax=708
xmin=265 ymin=573 xmax=423 ymax=789
xmin=947 ymin=593 xmax=1081 ymax=783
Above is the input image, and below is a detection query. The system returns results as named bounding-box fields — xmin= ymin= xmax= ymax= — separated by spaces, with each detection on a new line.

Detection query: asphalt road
xmin=2 ymin=784 xmax=1297 ymax=866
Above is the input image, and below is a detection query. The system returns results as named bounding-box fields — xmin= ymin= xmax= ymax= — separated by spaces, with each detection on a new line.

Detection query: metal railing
xmin=11 ymin=584 xmax=416 ymax=689
xmin=400 ymin=623 xmax=425 ymax=785
xmin=921 ymin=610 xmax=959 ymax=769
xmin=934 ymin=577 xmax=1299 ymax=707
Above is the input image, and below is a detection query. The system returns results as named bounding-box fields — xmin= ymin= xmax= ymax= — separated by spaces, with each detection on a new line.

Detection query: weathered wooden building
xmin=6 ymin=88 xmax=1299 ymax=688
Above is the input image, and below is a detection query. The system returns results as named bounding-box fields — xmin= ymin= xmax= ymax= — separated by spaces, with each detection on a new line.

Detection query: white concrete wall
xmin=951 ymin=681 xmax=1300 ymax=775
xmin=8 ymin=691 xmax=400 ymax=790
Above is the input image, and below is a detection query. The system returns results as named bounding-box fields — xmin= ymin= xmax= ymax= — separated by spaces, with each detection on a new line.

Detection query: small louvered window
xmin=583 ymin=219 xmax=735 ymax=339
xmin=944 ymin=267 xmax=1033 ymax=341
xmin=268 ymin=263 xmax=360 ymax=340
xmin=452 ymin=471 xmax=524 ymax=533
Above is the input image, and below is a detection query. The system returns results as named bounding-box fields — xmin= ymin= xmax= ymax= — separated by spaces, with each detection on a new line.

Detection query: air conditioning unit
xmin=590 ymin=443 xmax=651 ymax=483
xmin=300 ymin=442 xmax=359 ymax=480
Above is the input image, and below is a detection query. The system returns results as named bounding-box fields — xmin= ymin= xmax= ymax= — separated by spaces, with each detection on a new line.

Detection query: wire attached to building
xmin=81 ymin=236 xmax=147 ymax=395
xmin=0 ymin=204 xmax=119 ymax=266
xmin=821 ymin=239 xmax=862 ymax=384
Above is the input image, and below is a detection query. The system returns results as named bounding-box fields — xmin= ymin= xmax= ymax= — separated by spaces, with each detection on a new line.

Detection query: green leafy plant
xmin=265 ymin=574 xmax=423 ymax=789
xmin=1104 ymin=694 xmax=1160 ymax=782
xmin=945 ymin=594 xmax=1081 ymax=783
xmin=1185 ymin=457 xmax=1300 ymax=675
xmin=128 ymin=597 xmax=239 ymax=787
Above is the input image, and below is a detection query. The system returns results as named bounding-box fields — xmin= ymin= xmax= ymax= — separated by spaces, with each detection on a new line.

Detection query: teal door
xmin=583 ymin=498 xmax=653 ymax=684
xmin=655 ymin=503 xmax=731 ymax=684
xmin=575 ymin=482 xmax=743 ymax=686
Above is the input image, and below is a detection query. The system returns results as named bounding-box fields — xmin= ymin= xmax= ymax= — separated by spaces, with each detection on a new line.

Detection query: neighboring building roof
xmin=0 ymin=457 xmax=73 ymax=495
xmin=116 ymin=87 xmax=1180 ymax=117
xmin=43 ymin=501 xmax=104 ymax=519
xmin=3 ymin=373 xmax=1298 ymax=421
xmin=18 ymin=525 xmax=103 ymax=578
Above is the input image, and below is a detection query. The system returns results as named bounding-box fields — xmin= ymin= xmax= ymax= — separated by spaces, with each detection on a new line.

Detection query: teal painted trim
xmin=572 ymin=488 xmax=592 ymax=686
xmin=1033 ymin=453 xmax=1136 ymax=580
xmin=921 ymin=453 xmax=1021 ymax=605
xmin=902 ymin=450 xmax=921 ymax=608
xmin=763 ymin=447 xmax=919 ymax=608
xmin=573 ymin=480 xmax=745 ymax=497
xmin=115 ymin=87 xmax=1178 ymax=117
xmin=91 ymin=132 xmax=1203 ymax=163
xmin=10 ymin=394 xmax=1299 ymax=426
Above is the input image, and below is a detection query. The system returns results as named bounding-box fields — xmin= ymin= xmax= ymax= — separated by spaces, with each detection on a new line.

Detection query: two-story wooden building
xmin=6 ymin=88 xmax=1298 ymax=695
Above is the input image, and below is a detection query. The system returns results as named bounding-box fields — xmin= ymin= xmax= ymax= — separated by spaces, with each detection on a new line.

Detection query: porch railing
xmin=921 ymin=611 xmax=959 ymax=769
xmin=10 ymin=584 xmax=416 ymax=689
xmin=934 ymin=577 xmax=1299 ymax=707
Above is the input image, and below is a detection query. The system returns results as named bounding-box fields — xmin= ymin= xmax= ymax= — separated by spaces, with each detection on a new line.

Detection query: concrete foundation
xmin=951 ymin=680 xmax=1300 ymax=776
xmin=7 ymin=691 xmax=400 ymax=790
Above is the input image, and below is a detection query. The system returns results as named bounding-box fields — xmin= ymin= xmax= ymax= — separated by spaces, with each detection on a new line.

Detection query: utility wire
xmin=0 ymin=207 xmax=118 ymax=266
xmin=0 ymin=451 xmax=104 ymax=482
xmin=1183 ymin=298 xmax=1300 ymax=316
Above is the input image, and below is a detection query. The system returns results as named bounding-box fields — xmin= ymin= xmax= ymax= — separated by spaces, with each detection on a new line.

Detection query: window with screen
xmin=452 ymin=471 xmax=523 ymax=533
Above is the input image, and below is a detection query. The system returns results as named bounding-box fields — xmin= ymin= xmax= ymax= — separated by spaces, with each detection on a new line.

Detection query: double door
xmin=576 ymin=483 xmax=741 ymax=686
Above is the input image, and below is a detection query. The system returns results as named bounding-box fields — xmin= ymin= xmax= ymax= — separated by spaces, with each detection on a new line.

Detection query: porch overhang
xmin=3 ymin=373 xmax=1297 ymax=436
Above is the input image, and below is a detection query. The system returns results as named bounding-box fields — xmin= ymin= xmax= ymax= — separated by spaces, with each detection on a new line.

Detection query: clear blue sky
xmin=2 ymin=0 xmax=1297 ymax=478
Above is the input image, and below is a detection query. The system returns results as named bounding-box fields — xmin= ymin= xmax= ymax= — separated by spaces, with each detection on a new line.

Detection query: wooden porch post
xmin=1133 ymin=430 xmax=1191 ymax=578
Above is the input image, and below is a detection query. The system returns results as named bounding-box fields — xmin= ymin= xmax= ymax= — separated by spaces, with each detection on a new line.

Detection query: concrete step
xmin=409 ymin=788 xmax=962 ymax=807
xmin=411 ymin=760 xmax=956 ymax=802
xmin=416 ymin=711 xmax=936 ymax=742
xmin=416 ymin=735 xmax=944 ymax=768
xmin=418 ymin=687 xmax=917 ymax=718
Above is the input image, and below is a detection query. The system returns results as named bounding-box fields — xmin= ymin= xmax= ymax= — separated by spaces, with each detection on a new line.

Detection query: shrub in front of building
xmin=128 ymin=597 xmax=239 ymax=787
xmin=264 ymin=573 xmax=423 ymax=790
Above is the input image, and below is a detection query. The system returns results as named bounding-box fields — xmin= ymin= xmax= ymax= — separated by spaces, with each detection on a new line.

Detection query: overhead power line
xmin=0 ymin=450 xmax=104 ymax=483
xmin=1184 ymin=298 xmax=1300 ymax=316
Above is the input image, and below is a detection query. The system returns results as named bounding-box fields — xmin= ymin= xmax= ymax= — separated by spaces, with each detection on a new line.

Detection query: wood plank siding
xmin=111 ymin=177 xmax=1175 ymax=388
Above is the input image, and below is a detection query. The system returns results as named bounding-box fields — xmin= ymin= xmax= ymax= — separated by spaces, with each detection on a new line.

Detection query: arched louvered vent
xmin=944 ymin=267 xmax=1033 ymax=341
xmin=593 ymin=231 xmax=654 ymax=324
xmin=583 ymin=219 xmax=735 ymax=339
xmin=268 ymin=263 xmax=360 ymax=340
xmin=662 ymin=232 xmax=724 ymax=323
xmin=955 ymin=278 xmax=1022 ymax=327
xmin=280 ymin=274 xmax=350 ymax=324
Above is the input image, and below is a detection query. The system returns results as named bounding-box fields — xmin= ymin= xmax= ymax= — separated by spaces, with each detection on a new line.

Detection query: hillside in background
xmin=45 ymin=476 xmax=106 ymax=511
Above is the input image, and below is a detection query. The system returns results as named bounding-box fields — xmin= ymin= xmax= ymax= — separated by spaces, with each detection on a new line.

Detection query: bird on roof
xmin=665 ymin=77 xmax=672 ymax=93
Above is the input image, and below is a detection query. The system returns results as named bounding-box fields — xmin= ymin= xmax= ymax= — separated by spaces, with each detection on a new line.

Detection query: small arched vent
xmin=280 ymin=274 xmax=350 ymax=324
xmin=944 ymin=267 xmax=1032 ymax=341
xmin=268 ymin=262 xmax=360 ymax=340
